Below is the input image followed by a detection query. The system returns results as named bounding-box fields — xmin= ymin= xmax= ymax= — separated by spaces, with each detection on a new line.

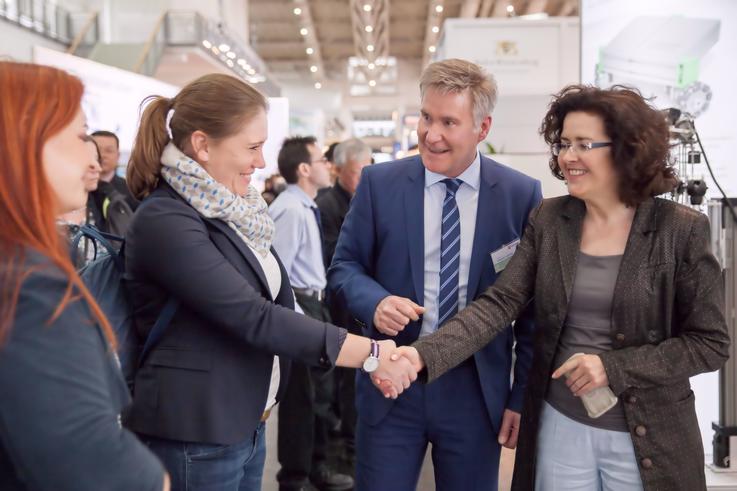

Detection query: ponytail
xmin=127 ymin=95 xmax=172 ymax=199
xmin=127 ymin=74 xmax=268 ymax=200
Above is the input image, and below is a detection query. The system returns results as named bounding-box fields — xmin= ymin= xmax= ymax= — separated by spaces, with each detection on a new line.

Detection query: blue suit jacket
xmin=328 ymin=154 xmax=542 ymax=429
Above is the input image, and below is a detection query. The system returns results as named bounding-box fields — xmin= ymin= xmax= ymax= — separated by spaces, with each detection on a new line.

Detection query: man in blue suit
xmin=328 ymin=59 xmax=542 ymax=490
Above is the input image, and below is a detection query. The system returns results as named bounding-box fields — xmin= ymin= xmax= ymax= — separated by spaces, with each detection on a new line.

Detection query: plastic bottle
xmin=565 ymin=353 xmax=618 ymax=419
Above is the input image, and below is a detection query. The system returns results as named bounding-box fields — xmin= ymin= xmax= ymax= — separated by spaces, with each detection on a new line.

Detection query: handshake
xmin=369 ymin=340 xmax=424 ymax=399
xmin=367 ymin=294 xmax=429 ymax=398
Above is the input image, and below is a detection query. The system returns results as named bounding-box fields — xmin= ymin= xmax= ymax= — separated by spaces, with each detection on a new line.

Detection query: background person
xmin=270 ymin=136 xmax=353 ymax=491
xmin=395 ymin=84 xmax=730 ymax=491
xmin=315 ymin=137 xmax=373 ymax=471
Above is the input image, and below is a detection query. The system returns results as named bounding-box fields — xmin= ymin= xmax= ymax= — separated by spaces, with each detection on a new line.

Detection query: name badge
xmin=490 ymin=238 xmax=520 ymax=273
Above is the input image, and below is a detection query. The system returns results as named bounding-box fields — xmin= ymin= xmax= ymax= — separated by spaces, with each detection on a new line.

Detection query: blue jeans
xmin=535 ymin=402 xmax=643 ymax=491
xmin=144 ymin=422 xmax=267 ymax=491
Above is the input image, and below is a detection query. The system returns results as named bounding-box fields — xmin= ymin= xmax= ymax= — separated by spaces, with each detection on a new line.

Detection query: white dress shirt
xmin=268 ymin=184 xmax=326 ymax=290
xmin=246 ymin=245 xmax=282 ymax=412
xmin=420 ymin=152 xmax=481 ymax=336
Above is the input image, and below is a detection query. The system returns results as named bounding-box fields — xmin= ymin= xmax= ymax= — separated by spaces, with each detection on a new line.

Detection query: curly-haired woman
xmin=393 ymin=85 xmax=730 ymax=490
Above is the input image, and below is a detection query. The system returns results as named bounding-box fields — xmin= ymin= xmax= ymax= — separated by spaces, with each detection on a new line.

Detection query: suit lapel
xmin=404 ymin=160 xmax=426 ymax=303
xmin=610 ymin=198 xmax=657 ymax=316
xmin=557 ymin=197 xmax=585 ymax=305
xmin=467 ymin=157 xmax=500 ymax=301
xmin=204 ymin=217 xmax=273 ymax=299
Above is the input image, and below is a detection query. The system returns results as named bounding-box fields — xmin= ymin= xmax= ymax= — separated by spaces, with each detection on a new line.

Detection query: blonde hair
xmin=419 ymin=58 xmax=497 ymax=127
xmin=128 ymin=73 xmax=268 ymax=199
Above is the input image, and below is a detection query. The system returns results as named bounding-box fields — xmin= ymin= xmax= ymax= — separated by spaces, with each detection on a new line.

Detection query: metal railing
xmin=133 ymin=11 xmax=166 ymax=75
xmin=67 ymin=10 xmax=99 ymax=57
xmin=0 ymin=0 xmax=98 ymax=47
xmin=133 ymin=10 xmax=280 ymax=95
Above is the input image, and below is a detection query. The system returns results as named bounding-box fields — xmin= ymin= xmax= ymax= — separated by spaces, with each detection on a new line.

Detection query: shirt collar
xmin=424 ymin=151 xmax=481 ymax=190
xmin=284 ymin=184 xmax=318 ymax=208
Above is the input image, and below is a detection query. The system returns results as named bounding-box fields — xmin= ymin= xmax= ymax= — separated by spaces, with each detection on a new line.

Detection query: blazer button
xmin=615 ymin=333 xmax=626 ymax=342
xmin=627 ymin=395 xmax=637 ymax=404
xmin=635 ymin=425 xmax=647 ymax=437
xmin=641 ymin=458 xmax=653 ymax=469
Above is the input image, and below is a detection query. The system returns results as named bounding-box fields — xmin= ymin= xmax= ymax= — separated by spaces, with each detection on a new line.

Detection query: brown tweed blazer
xmin=413 ymin=195 xmax=730 ymax=491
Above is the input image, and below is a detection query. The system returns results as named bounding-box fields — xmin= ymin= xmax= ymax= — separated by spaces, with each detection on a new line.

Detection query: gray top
xmin=546 ymin=251 xmax=628 ymax=432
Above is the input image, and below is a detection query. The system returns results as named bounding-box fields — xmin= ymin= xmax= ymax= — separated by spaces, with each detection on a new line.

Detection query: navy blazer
xmin=328 ymin=155 xmax=542 ymax=429
xmin=124 ymin=182 xmax=342 ymax=445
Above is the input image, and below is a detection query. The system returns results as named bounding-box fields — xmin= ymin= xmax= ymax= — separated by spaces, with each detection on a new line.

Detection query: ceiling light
xmin=212 ymin=46 xmax=220 ymax=55
xmin=366 ymin=44 xmax=374 ymax=52
xmin=226 ymin=60 xmax=234 ymax=67
xmin=237 ymin=58 xmax=246 ymax=66
xmin=310 ymin=65 xmax=318 ymax=72
xmin=315 ymin=82 xmax=322 ymax=89
xmin=306 ymin=47 xmax=314 ymax=55
xmin=368 ymin=80 xmax=376 ymax=87
xmin=218 ymin=43 xmax=230 ymax=52
xmin=300 ymin=27 xmax=308 ymax=36
xmin=226 ymin=51 xmax=236 ymax=59
xmin=506 ymin=4 xmax=514 ymax=12
xmin=248 ymin=68 xmax=256 ymax=75
xmin=365 ymin=25 xmax=373 ymax=32
xmin=363 ymin=4 xmax=372 ymax=12
xmin=202 ymin=40 xmax=212 ymax=49
xmin=368 ymin=62 xmax=375 ymax=70
xmin=432 ymin=26 xmax=439 ymax=33
xmin=428 ymin=45 xmax=436 ymax=53
xmin=435 ymin=5 xmax=443 ymax=13
xmin=293 ymin=7 xmax=302 ymax=15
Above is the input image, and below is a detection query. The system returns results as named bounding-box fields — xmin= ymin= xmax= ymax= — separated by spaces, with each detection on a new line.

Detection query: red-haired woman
xmin=0 ymin=62 xmax=169 ymax=491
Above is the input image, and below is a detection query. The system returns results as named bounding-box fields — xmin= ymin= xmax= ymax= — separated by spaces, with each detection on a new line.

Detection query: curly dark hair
xmin=540 ymin=85 xmax=677 ymax=206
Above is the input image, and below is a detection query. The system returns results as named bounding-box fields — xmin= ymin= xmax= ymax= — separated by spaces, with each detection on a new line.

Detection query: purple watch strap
xmin=370 ymin=339 xmax=379 ymax=358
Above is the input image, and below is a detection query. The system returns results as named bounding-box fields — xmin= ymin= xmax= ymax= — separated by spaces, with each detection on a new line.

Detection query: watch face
xmin=363 ymin=356 xmax=380 ymax=373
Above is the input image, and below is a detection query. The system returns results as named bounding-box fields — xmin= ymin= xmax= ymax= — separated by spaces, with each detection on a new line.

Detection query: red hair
xmin=0 ymin=62 xmax=116 ymax=348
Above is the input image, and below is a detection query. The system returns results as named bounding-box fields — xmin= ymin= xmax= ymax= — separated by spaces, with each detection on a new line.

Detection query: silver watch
xmin=362 ymin=339 xmax=380 ymax=373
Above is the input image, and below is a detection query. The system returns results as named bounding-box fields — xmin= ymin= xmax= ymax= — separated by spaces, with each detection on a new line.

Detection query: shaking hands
xmin=370 ymin=344 xmax=425 ymax=399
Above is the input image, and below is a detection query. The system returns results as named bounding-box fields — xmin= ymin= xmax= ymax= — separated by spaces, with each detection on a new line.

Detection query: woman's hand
xmin=552 ymin=354 xmax=609 ymax=397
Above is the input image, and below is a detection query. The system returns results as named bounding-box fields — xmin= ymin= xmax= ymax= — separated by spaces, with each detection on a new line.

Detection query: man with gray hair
xmin=328 ymin=59 xmax=541 ymax=489
xmin=316 ymin=138 xmax=372 ymax=470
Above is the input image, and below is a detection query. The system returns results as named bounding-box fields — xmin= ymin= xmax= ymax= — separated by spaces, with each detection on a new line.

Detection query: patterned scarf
xmin=160 ymin=143 xmax=274 ymax=257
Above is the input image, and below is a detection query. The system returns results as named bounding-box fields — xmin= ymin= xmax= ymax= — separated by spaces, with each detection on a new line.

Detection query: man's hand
xmin=373 ymin=296 xmax=425 ymax=336
xmin=497 ymin=409 xmax=521 ymax=449
xmin=369 ymin=340 xmax=418 ymax=399
xmin=552 ymin=354 xmax=609 ymax=397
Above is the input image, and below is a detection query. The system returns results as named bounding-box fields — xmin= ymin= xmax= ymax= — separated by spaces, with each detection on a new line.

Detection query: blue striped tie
xmin=438 ymin=178 xmax=462 ymax=328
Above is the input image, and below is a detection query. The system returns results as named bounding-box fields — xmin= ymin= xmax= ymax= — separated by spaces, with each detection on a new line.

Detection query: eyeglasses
xmin=310 ymin=157 xmax=328 ymax=165
xmin=552 ymin=141 xmax=612 ymax=156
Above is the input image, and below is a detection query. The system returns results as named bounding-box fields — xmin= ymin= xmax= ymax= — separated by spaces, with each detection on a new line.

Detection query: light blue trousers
xmin=535 ymin=402 xmax=644 ymax=491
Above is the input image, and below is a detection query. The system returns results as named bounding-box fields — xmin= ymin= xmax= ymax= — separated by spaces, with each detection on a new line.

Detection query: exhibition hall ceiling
xmin=249 ymin=0 xmax=580 ymax=84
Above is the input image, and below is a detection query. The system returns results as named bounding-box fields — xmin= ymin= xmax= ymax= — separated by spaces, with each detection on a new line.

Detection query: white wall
xmin=0 ymin=22 xmax=68 ymax=61
xmin=437 ymin=17 xmax=581 ymax=154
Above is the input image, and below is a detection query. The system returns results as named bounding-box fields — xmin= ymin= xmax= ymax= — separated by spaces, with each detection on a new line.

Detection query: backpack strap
xmin=71 ymin=225 xmax=125 ymax=270
xmin=138 ymin=296 xmax=179 ymax=368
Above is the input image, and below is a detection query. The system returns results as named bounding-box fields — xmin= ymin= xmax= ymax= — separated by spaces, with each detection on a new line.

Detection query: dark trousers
xmin=355 ymin=360 xmax=500 ymax=491
xmin=277 ymin=291 xmax=333 ymax=487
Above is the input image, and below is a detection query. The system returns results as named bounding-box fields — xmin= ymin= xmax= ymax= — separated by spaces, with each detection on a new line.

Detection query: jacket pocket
xmin=148 ymin=348 xmax=212 ymax=371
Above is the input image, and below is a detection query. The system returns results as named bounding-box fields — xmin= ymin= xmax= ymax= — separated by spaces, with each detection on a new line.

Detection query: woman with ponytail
xmin=0 ymin=62 xmax=169 ymax=491
xmin=123 ymin=73 xmax=416 ymax=490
